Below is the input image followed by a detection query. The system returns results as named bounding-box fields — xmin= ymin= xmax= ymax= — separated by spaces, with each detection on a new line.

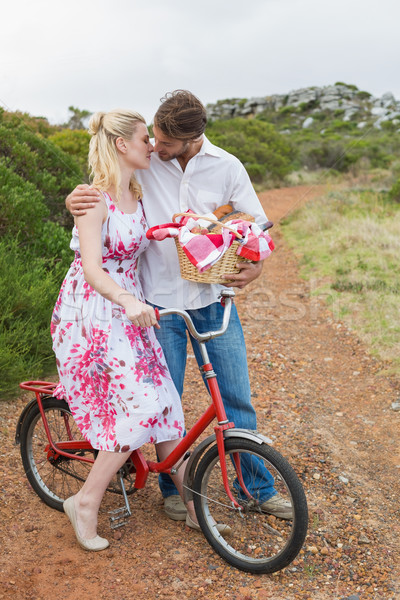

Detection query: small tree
xmin=65 ymin=106 xmax=92 ymax=130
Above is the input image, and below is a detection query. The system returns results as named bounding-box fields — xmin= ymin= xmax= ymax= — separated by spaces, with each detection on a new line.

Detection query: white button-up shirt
xmin=136 ymin=135 xmax=268 ymax=310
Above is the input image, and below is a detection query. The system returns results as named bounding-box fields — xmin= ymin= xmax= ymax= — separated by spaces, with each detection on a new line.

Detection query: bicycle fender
xmin=182 ymin=430 xmax=273 ymax=503
xmin=15 ymin=397 xmax=38 ymax=444
xmin=224 ymin=428 xmax=273 ymax=446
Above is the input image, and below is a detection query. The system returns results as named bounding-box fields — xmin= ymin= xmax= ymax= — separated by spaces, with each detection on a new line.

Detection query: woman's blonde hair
xmin=88 ymin=109 xmax=146 ymax=201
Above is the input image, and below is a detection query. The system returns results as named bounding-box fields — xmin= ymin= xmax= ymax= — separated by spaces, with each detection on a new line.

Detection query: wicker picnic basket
xmin=172 ymin=211 xmax=254 ymax=284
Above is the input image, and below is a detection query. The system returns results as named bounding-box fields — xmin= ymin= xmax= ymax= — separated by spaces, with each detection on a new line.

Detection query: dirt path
xmin=1 ymin=185 xmax=399 ymax=600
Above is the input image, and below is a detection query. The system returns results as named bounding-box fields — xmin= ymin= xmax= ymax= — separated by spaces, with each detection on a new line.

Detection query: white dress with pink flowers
xmin=51 ymin=192 xmax=184 ymax=453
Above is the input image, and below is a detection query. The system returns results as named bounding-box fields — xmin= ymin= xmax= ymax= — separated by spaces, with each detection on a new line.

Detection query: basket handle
xmin=172 ymin=212 xmax=243 ymax=239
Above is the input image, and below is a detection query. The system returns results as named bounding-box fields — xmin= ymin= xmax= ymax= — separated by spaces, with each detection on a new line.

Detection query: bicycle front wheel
xmin=192 ymin=438 xmax=308 ymax=574
xmin=19 ymin=396 xmax=94 ymax=511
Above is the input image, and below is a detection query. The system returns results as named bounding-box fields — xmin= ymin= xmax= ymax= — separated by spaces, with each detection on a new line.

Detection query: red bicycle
xmin=16 ymin=290 xmax=308 ymax=574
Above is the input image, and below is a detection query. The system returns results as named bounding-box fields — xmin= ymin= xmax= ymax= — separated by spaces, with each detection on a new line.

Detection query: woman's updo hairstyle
xmin=88 ymin=112 xmax=106 ymax=136
xmin=88 ymin=109 xmax=146 ymax=201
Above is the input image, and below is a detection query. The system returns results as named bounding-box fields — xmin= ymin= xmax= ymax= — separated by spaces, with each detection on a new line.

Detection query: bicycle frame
xmin=18 ymin=290 xmax=245 ymax=509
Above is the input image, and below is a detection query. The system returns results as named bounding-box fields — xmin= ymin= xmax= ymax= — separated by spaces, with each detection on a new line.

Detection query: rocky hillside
xmin=207 ymin=83 xmax=400 ymax=131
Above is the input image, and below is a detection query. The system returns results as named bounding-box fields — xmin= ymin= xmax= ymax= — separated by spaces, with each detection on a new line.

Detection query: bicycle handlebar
xmin=156 ymin=290 xmax=235 ymax=343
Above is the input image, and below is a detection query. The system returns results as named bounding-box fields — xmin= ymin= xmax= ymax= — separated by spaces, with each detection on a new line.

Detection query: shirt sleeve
xmin=228 ymin=162 xmax=269 ymax=225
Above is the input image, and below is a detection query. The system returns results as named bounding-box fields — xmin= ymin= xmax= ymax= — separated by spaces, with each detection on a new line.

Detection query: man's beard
xmin=158 ymin=141 xmax=190 ymax=161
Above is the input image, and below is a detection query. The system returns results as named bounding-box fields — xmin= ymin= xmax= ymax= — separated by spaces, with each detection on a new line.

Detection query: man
xmin=67 ymin=90 xmax=293 ymax=520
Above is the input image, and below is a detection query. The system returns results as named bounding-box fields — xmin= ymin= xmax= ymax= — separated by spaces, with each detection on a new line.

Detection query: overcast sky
xmin=1 ymin=0 xmax=400 ymax=125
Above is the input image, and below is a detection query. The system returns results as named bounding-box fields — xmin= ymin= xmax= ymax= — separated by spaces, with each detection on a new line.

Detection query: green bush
xmin=0 ymin=107 xmax=58 ymax=137
xmin=326 ymin=120 xmax=355 ymax=132
xmin=0 ymin=110 xmax=81 ymax=399
xmin=389 ymin=178 xmax=400 ymax=202
xmin=302 ymin=142 xmax=357 ymax=171
xmin=356 ymin=91 xmax=372 ymax=100
xmin=0 ymin=114 xmax=82 ymax=226
xmin=49 ymin=129 xmax=90 ymax=179
xmin=334 ymin=82 xmax=358 ymax=91
xmin=298 ymin=99 xmax=319 ymax=112
xmin=206 ymin=118 xmax=294 ymax=182
xmin=0 ymin=237 xmax=72 ymax=398
xmin=312 ymin=112 xmax=328 ymax=122
xmin=279 ymin=105 xmax=296 ymax=115
xmin=0 ymin=160 xmax=49 ymax=239
xmin=245 ymin=163 xmax=266 ymax=183
xmin=0 ymin=161 xmax=72 ymax=267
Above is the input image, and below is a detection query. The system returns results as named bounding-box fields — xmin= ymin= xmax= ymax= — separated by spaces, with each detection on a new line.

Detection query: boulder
xmin=343 ymin=107 xmax=360 ymax=121
xmin=286 ymin=87 xmax=320 ymax=107
xmin=205 ymin=85 xmax=399 ymax=124
xmin=381 ymin=91 xmax=395 ymax=106
xmin=320 ymin=99 xmax=341 ymax=111
xmin=319 ymin=86 xmax=342 ymax=110
xmin=371 ymin=106 xmax=388 ymax=117
xmin=302 ymin=117 xmax=314 ymax=129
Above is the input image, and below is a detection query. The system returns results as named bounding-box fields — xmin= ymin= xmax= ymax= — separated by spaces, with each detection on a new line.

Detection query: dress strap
xmin=101 ymin=191 xmax=113 ymax=208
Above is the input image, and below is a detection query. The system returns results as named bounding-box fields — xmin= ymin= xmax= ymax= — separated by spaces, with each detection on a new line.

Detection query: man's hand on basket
xmin=66 ymin=184 xmax=101 ymax=217
xmin=223 ymin=261 xmax=264 ymax=289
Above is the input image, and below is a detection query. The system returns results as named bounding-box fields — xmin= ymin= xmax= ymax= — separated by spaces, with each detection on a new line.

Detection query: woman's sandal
xmin=63 ymin=496 xmax=109 ymax=551
xmin=185 ymin=513 xmax=232 ymax=536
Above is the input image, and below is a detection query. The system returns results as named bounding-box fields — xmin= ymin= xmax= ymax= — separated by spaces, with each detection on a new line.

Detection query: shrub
xmin=0 ymin=237 xmax=72 ymax=398
xmin=0 ymin=110 xmax=82 ymax=398
xmin=0 ymin=107 xmax=58 ymax=137
xmin=334 ymin=82 xmax=358 ymax=91
xmin=302 ymin=142 xmax=357 ymax=171
xmin=327 ymin=120 xmax=355 ymax=132
xmin=279 ymin=105 xmax=296 ymax=115
xmin=389 ymin=178 xmax=400 ymax=202
xmin=298 ymin=99 xmax=319 ymax=112
xmin=0 ymin=118 xmax=82 ymax=226
xmin=0 ymin=160 xmax=49 ymax=240
xmin=206 ymin=118 xmax=294 ymax=182
xmin=49 ymin=129 xmax=90 ymax=179
xmin=245 ymin=163 xmax=266 ymax=183
xmin=356 ymin=91 xmax=372 ymax=100
xmin=312 ymin=112 xmax=328 ymax=122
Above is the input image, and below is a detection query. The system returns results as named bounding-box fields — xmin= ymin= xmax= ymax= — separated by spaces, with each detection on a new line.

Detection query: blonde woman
xmin=51 ymin=109 xmax=196 ymax=551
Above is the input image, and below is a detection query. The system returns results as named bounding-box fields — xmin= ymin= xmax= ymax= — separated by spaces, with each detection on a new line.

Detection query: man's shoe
xmin=260 ymin=493 xmax=293 ymax=520
xmin=164 ymin=495 xmax=187 ymax=521
xmin=185 ymin=513 xmax=232 ymax=536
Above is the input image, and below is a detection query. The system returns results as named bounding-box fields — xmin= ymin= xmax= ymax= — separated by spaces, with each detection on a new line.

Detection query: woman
xmin=51 ymin=109 xmax=198 ymax=551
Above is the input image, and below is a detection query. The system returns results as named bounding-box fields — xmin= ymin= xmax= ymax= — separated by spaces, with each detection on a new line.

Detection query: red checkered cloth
xmin=146 ymin=213 xmax=274 ymax=273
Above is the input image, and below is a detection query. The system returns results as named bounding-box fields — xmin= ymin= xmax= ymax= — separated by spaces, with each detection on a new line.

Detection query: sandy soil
xmin=1 ymin=185 xmax=399 ymax=600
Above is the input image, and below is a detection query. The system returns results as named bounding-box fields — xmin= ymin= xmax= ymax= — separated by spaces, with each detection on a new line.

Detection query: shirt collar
xmin=198 ymin=135 xmax=222 ymax=158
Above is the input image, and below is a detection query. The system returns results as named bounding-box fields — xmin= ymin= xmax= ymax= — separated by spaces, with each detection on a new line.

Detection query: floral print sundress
xmin=51 ymin=192 xmax=184 ymax=452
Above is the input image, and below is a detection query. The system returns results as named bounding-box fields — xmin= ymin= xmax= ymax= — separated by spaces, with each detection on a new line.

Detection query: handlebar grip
xmin=262 ymin=220 xmax=274 ymax=231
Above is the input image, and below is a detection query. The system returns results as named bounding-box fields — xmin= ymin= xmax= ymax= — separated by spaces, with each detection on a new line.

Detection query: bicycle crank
xmin=109 ymin=469 xmax=132 ymax=529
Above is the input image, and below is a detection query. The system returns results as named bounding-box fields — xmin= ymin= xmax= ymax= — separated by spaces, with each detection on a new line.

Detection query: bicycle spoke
xmin=193 ymin=439 xmax=308 ymax=574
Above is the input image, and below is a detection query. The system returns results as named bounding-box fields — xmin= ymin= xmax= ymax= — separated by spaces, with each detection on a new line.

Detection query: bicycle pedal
xmin=109 ymin=506 xmax=131 ymax=529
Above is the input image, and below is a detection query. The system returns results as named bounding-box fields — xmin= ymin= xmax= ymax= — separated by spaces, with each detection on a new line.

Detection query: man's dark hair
xmin=154 ymin=90 xmax=207 ymax=141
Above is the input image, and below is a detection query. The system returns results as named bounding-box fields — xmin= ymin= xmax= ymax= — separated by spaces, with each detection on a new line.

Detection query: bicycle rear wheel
xmin=19 ymin=396 xmax=95 ymax=511
xmin=192 ymin=438 xmax=308 ymax=574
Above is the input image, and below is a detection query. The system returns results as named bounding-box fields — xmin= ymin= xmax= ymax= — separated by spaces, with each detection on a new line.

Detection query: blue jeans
xmin=153 ymin=301 xmax=276 ymax=502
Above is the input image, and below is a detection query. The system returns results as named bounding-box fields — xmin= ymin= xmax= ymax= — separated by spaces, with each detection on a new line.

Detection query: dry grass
xmin=282 ymin=188 xmax=400 ymax=373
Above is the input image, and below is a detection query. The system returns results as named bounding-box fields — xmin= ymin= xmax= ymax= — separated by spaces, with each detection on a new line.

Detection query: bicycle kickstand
xmin=109 ymin=469 xmax=132 ymax=529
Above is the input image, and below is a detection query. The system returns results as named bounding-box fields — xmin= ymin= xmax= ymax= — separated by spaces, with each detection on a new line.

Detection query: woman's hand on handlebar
xmin=119 ymin=294 xmax=160 ymax=329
